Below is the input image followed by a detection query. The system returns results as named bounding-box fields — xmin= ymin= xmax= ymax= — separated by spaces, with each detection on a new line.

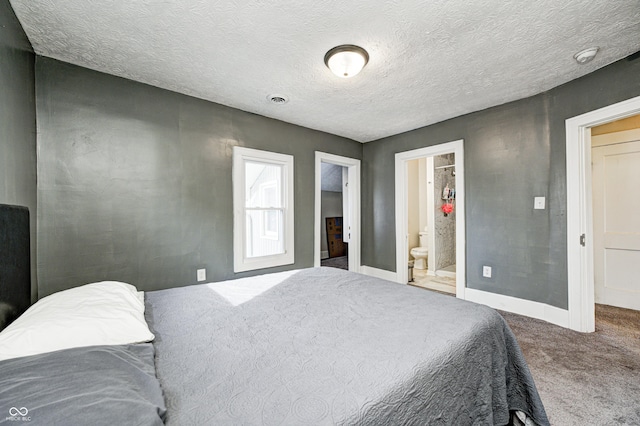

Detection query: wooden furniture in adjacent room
xmin=326 ymin=216 xmax=346 ymax=258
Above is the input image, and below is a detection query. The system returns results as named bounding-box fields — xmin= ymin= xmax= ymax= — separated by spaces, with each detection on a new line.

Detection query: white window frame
xmin=233 ymin=146 xmax=294 ymax=272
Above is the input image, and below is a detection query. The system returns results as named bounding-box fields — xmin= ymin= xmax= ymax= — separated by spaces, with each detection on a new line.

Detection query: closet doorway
xmin=566 ymin=95 xmax=640 ymax=332
xmin=591 ymin=117 xmax=640 ymax=312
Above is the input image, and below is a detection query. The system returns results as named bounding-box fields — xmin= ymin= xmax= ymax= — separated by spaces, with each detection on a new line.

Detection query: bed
xmin=0 ymin=271 xmax=548 ymax=425
xmin=0 ymin=204 xmax=548 ymax=425
xmin=145 ymin=267 xmax=548 ymax=425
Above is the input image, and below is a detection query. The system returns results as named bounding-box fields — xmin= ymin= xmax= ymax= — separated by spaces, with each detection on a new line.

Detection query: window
xmin=233 ymin=147 xmax=294 ymax=272
xmin=259 ymin=181 xmax=279 ymax=239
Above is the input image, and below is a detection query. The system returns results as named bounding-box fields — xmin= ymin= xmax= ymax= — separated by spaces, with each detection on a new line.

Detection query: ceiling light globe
xmin=574 ymin=47 xmax=599 ymax=64
xmin=325 ymin=45 xmax=369 ymax=78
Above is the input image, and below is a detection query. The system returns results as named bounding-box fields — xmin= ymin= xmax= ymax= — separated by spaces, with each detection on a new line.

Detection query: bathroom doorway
xmin=406 ymin=154 xmax=457 ymax=293
xmin=395 ymin=140 xmax=465 ymax=298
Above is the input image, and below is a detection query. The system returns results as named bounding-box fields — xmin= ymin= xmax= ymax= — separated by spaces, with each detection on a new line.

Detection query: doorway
xmin=320 ymin=163 xmax=348 ymax=269
xmin=565 ymin=95 xmax=640 ymax=332
xmin=405 ymin=154 xmax=457 ymax=294
xmin=395 ymin=140 xmax=466 ymax=298
xmin=591 ymin=117 xmax=640 ymax=311
xmin=314 ymin=152 xmax=361 ymax=272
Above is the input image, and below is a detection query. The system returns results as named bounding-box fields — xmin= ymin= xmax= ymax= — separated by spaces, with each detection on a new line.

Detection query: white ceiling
xmin=10 ymin=0 xmax=640 ymax=143
xmin=321 ymin=163 xmax=344 ymax=192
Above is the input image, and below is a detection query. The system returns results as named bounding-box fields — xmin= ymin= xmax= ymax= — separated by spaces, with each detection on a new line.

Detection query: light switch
xmin=534 ymin=197 xmax=545 ymax=210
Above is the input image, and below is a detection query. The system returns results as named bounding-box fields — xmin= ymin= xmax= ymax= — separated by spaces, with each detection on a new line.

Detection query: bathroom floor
xmin=410 ymin=268 xmax=456 ymax=294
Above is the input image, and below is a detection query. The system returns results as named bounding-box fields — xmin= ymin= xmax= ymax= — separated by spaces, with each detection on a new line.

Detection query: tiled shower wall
xmin=434 ymin=153 xmax=456 ymax=270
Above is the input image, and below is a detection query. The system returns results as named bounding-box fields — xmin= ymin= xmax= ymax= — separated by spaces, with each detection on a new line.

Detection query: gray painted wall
xmin=10 ymin=5 xmax=640 ymax=310
xmin=362 ymin=56 xmax=640 ymax=309
xmin=0 ymin=2 xmax=37 ymax=301
xmin=36 ymin=57 xmax=361 ymax=296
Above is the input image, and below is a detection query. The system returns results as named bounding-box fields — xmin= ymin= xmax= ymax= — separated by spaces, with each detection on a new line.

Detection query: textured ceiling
xmin=10 ymin=0 xmax=640 ymax=142
xmin=321 ymin=163 xmax=344 ymax=192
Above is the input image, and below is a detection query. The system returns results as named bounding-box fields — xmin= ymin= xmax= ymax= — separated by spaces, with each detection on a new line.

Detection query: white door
xmin=592 ymin=135 xmax=640 ymax=311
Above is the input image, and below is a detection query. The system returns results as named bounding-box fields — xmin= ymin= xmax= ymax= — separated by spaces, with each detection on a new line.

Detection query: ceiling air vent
xmin=267 ymin=94 xmax=289 ymax=105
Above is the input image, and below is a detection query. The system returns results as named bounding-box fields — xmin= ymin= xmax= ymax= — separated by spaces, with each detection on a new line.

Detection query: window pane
xmin=245 ymin=161 xmax=282 ymax=208
xmin=263 ymin=210 xmax=279 ymax=237
xmin=245 ymin=209 xmax=284 ymax=258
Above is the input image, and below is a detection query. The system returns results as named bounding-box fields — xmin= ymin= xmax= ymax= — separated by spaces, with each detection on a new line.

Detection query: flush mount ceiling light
xmin=324 ymin=45 xmax=369 ymax=78
xmin=574 ymin=47 xmax=599 ymax=64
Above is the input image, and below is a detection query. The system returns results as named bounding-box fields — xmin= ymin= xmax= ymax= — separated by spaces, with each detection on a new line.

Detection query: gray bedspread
xmin=145 ymin=267 xmax=549 ymax=425
xmin=0 ymin=343 xmax=166 ymax=425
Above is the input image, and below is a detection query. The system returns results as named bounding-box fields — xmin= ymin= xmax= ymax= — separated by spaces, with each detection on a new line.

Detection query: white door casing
xmin=426 ymin=156 xmax=436 ymax=274
xmin=592 ymin=136 xmax=640 ymax=311
xmin=342 ymin=167 xmax=350 ymax=243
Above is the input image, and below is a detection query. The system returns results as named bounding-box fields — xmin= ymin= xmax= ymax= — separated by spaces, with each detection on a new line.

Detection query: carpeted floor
xmin=320 ymin=255 xmax=348 ymax=270
xmin=500 ymin=305 xmax=640 ymax=425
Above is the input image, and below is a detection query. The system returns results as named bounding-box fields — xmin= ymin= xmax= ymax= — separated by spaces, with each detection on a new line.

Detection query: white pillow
xmin=0 ymin=281 xmax=154 ymax=361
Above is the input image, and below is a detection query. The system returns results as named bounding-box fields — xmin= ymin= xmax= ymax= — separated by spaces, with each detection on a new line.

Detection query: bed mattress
xmin=145 ymin=267 xmax=548 ymax=425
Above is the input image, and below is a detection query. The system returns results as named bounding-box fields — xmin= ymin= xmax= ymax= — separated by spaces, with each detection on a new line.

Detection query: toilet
xmin=410 ymin=231 xmax=429 ymax=270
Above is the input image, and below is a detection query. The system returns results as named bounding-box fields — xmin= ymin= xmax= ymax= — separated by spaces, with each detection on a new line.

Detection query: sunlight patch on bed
xmin=205 ymin=270 xmax=299 ymax=306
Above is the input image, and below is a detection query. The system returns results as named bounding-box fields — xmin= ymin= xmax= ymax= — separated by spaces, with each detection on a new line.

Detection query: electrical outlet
xmin=197 ymin=268 xmax=206 ymax=282
xmin=482 ymin=266 xmax=492 ymax=278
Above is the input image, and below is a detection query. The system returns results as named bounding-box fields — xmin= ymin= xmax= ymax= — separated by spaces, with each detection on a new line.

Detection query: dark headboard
xmin=0 ymin=204 xmax=31 ymax=330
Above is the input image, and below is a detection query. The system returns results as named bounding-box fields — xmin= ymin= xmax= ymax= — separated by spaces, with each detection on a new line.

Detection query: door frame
xmin=314 ymin=152 xmax=361 ymax=272
xmin=565 ymin=95 xmax=640 ymax=332
xmin=394 ymin=139 xmax=466 ymax=298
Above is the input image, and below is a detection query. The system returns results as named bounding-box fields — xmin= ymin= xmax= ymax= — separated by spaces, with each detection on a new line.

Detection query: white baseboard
xmin=359 ymin=267 xmax=569 ymax=328
xmin=320 ymin=251 xmax=329 ymax=260
xmin=360 ymin=265 xmax=400 ymax=283
xmin=465 ymin=288 xmax=569 ymax=328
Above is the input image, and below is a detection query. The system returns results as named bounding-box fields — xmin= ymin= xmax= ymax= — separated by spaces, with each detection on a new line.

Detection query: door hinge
xmin=580 ymin=234 xmax=586 ymax=247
